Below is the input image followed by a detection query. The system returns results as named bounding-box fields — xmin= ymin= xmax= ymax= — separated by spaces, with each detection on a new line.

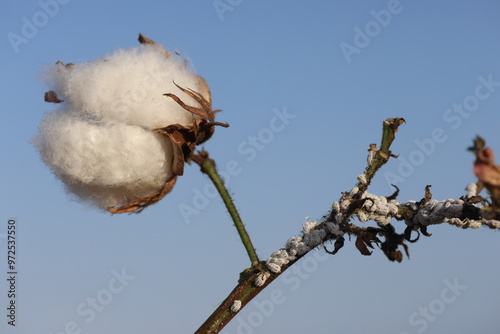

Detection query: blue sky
xmin=1 ymin=0 xmax=500 ymax=333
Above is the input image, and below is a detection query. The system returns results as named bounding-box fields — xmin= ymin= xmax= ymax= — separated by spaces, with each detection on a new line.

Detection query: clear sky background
xmin=1 ymin=0 xmax=500 ymax=333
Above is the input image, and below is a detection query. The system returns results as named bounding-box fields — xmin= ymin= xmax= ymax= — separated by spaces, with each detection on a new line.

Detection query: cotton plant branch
xmin=192 ymin=151 xmax=259 ymax=266
xmin=193 ymin=118 xmax=500 ymax=333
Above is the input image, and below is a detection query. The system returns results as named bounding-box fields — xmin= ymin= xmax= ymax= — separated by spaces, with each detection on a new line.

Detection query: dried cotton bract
xmin=34 ymin=35 xmax=227 ymax=213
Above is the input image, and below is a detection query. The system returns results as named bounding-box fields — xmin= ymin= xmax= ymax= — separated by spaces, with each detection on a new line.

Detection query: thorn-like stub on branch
xmin=468 ymin=135 xmax=486 ymax=155
xmin=384 ymin=117 xmax=406 ymax=131
xmin=191 ymin=150 xmax=210 ymax=166
xmin=418 ymin=185 xmax=433 ymax=206
xmin=386 ymin=184 xmax=400 ymax=201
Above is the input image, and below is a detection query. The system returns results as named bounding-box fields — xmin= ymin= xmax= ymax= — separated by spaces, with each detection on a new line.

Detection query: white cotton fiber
xmin=34 ymin=45 xmax=207 ymax=210
xmin=34 ymin=111 xmax=174 ymax=209
xmin=44 ymin=46 xmax=204 ymax=130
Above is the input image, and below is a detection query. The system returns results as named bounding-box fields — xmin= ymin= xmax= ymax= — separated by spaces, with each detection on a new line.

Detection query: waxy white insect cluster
xmin=256 ymin=177 xmax=500 ymax=286
xmin=255 ymin=219 xmax=344 ymax=287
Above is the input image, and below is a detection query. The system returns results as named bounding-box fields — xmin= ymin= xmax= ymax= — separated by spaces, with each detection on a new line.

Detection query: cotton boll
xmin=34 ymin=110 xmax=173 ymax=209
xmin=45 ymin=46 xmax=204 ymax=130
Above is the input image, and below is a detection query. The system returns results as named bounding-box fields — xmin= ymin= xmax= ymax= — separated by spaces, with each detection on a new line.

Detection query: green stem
xmin=361 ymin=117 xmax=406 ymax=190
xmin=194 ymin=152 xmax=259 ymax=266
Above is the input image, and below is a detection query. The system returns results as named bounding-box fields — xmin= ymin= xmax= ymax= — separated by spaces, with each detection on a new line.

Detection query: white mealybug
xmin=340 ymin=200 xmax=350 ymax=211
xmin=349 ymin=186 xmax=359 ymax=197
xmin=231 ymin=300 xmax=242 ymax=313
xmin=388 ymin=202 xmax=399 ymax=215
xmin=376 ymin=204 xmax=390 ymax=216
xmin=357 ymin=211 xmax=369 ymax=222
xmin=266 ymin=262 xmax=281 ymax=274
xmin=296 ymin=243 xmax=311 ymax=256
xmin=465 ymin=183 xmax=477 ymax=198
xmin=286 ymin=236 xmax=303 ymax=250
xmin=367 ymin=150 xmax=375 ymax=165
xmin=367 ymin=144 xmax=377 ymax=166
xmin=254 ymin=271 xmax=271 ymax=287
xmin=304 ymin=229 xmax=327 ymax=247
xmin=302 ymin=221 xmax=318 ymax=234
xmin=378 ymin=196 xmax=388 ymax=205
xmin=375 ymin=215 xmax=392 ymax=225
xmin=357 ymin=174 xmax=367 ymax=184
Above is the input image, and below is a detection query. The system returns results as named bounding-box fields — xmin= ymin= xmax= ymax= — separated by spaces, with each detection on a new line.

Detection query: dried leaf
xmin=420 ymin=225 xmax=432 ymax=237
xmin=324 ymin=236 xmax=344 ymax=255
xmin=355 ymin=236 xmax=372 ymax=256
xmin=108 ymin=175 xmax=178 ymax=214
xmin=471 ymin=137 xmax=500 ymax=215
xmin=390 ymin=250 xmax=403 ymax=263
xmin=404 ymin=225 xmax=420 ymax=243
xmin=379 ymin=224 xmax=409 ymax=262
xmin=138 ymin=33 xmax=170 ymax=57
xmin=44 ymin=90 xmax=63 ymax=103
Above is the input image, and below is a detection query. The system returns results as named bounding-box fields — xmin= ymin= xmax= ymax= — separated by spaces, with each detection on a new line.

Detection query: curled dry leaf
xmin=155 ymin=83 xmax=229 ymax=177
xmin=374 ymin=224 xmax=409 ymax=262
xmin=324 ymin=235 xmax=345 ymax=255
xmin=44 ymin=90 xmax=63 ymax=103
xmin=470 ymin=136 xmax=500 ymax=215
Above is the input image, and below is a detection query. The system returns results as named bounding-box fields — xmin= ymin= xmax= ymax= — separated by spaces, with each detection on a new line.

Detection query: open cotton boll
xmin=34 ymin=110 xmax=173 ymax=209
xmin=45 ymin=46 xmax=204 ymax=130
xmin=35 ymin=35 xmax=227 ymax=213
